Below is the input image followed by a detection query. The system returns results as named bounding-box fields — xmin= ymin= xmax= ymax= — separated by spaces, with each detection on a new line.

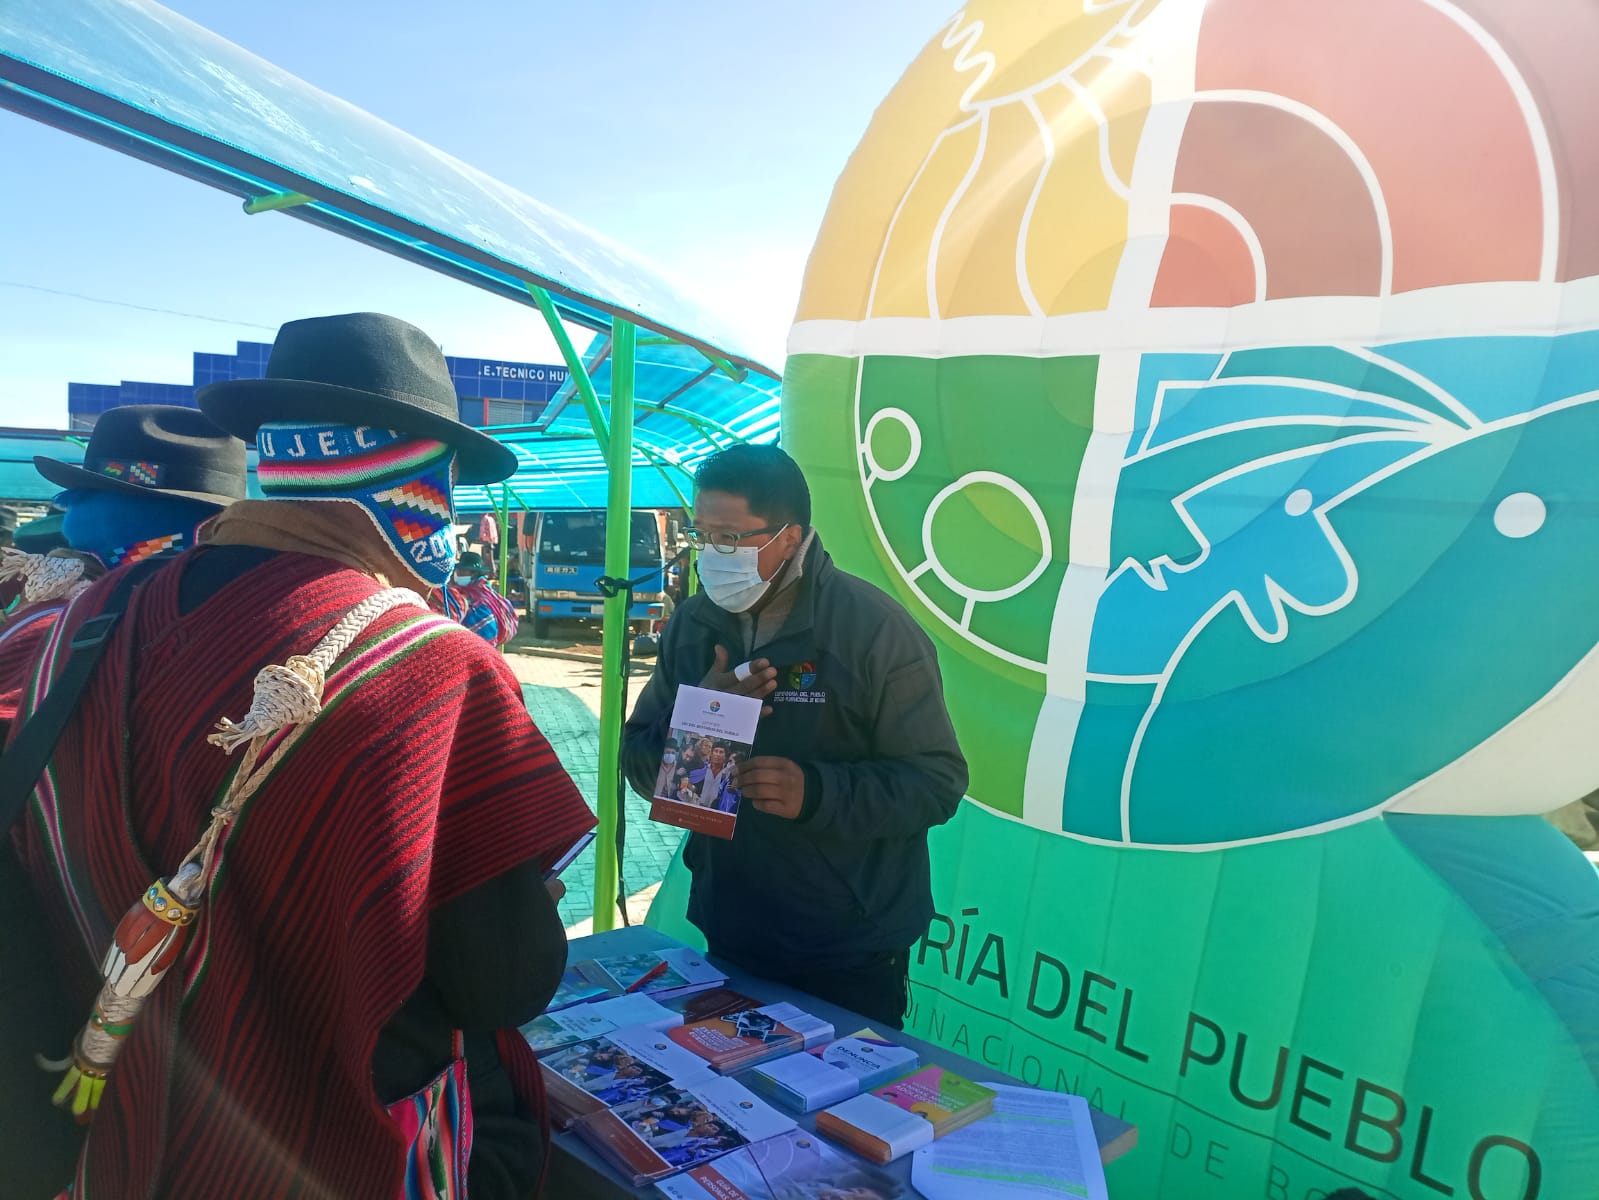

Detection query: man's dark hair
xmin=694 ymin=443 xmax=810 ymax=529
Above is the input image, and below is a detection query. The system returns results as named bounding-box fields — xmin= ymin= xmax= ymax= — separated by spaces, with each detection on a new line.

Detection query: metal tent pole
xmin=592 ymin=320 xmax=636 ymax=931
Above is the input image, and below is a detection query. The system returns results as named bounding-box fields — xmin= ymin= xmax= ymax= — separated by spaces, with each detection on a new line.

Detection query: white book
xmin=751 ymin=1028 xmax=919 ymax=1111
xmin=818 ymin=1092 xmax=935 ymax=1163
xmin=911 ymin=1084 xmax=1110 ymax=1200
xmin=520 ymin=993 xmax=681 ymax=1054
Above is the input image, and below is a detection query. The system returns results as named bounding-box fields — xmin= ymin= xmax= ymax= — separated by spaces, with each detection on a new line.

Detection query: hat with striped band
xmin=257 ymin=422 xmax=458 ymax=587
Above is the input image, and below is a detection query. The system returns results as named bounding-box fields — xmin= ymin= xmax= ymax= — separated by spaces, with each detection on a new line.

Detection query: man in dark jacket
xmin=622 ymin=444 xmax=967 ymax=1028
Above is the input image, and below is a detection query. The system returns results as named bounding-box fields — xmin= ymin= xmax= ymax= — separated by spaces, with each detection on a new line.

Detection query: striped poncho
xmin=8 ymin=549 xmax=594 ymax=1199
xmin=440 ymin=579 xmax=519 ymax=646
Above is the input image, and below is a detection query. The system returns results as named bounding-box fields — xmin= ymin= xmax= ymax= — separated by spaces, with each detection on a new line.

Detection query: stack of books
xmin=571 ymin=1075 xmax=795 ymax=1186
xmin=749 ymin=1027 xmax=920 ymax=1112
xmin=519 ymin=993 xmax=681 ymax=1056
xmin=538 ymin=1025 xmax=716 ymax=1129
xmin=657 ymin=1128 xmax=900 ymax=1200
xmin=572 ymin=948 xmax=729 ymax=1003
xmin=816 ymin=1066 xmax=997 ymax=1164
xmin=666 ymin=1002 xmax=834 ymax=1075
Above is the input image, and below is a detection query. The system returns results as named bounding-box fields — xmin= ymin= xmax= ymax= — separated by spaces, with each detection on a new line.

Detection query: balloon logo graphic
xmin=788 ymin=0 xmax=1599 ymax=849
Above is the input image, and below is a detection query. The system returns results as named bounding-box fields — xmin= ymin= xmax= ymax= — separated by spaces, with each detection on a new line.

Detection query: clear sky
xmin=0 ymin=0 xmax=953 ymax=427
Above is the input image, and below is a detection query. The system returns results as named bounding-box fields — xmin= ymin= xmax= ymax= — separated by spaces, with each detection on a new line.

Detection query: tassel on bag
xmin=43 ymin=587 xmax=422 ymax=1121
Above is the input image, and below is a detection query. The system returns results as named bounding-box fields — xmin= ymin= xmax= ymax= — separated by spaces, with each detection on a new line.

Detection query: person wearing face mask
xmin=652 ymin=738 xmax=682 ymax=799
xmin=622 ymin=443 xmax=967 ymax=1029
xmin=440 ymin=549 xmax=519 ymax=645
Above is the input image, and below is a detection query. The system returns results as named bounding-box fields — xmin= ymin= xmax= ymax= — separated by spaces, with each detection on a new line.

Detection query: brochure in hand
xmin=539 ymin=1025 xmax=714 ymax=1129
xmin=666 ymin=1002 xmax=834 ymax=1074
xmin=656 ymin=1128 xmax=906 ymax=1200
xmin=519 ymin=993 xmax=681 ymax=1056
xmin=648 ymin=685 xmax=761 ymax=840
xmin=575 ymin=947 xmax=729 ymax=1003
xmin=816 ymin=1067 xmax=996 ymax=1164
xmin=749 ymin=1027 xmax=920 ymax=1112
xmin=573 ymin=1074 xmax=796 ymax=1186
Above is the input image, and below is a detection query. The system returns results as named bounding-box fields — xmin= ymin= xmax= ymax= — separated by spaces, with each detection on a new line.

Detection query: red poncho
xmin=9 ymin=550 xmax=594 ymax=1199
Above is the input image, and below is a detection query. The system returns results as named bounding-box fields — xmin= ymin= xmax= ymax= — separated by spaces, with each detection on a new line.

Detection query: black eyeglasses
xmin=681 ymin=524 xmax=788 ymax=554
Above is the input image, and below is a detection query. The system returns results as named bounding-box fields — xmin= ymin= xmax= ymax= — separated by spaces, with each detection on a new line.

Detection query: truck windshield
xmin=539 ymin=511 xmax=661 ymax=567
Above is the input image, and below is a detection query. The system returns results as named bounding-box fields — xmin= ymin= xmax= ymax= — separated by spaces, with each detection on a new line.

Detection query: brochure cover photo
xmin=649 ymin=685 xmax=761 ymax=839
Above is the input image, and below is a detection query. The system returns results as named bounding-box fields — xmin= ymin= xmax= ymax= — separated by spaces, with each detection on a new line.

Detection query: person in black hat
xmin=0 ymin=406 xmax=247 ymax=690
xmin=4 ymin=314 xmax=592 ymax=1200
xmin=36 ymin=403 xmax=247 ymax=567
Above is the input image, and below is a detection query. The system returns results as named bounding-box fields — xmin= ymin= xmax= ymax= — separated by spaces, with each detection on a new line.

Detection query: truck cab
xmin=529 ymin=509 xmax=667 ymax=638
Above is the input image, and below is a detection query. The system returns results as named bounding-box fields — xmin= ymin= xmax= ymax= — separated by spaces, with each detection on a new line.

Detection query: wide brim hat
xmin=196 ymin=312 xmax=517 ymax=486
xmin=35 ymin=404 xmax=248 ymax=507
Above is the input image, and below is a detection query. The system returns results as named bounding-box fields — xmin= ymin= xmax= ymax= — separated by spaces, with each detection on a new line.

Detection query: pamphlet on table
xmin=816 ymin=1066 xmax=996 ymax=1164
xmin=540 ymin=1024 xmax=714 ymax=1128
xmin=573 ymin=1074 xmax=795 ymax=1185
xmin=667 ymin=1001 xmax=833 ymax=1074
xmin=749 ymin=1027 xmax=920 ymax=1112
xmin=648 ymin=685 xmax=761 ymax=839
xmin=574 ymin=947 xmax=729 ymax=1002
xmin=910 ymin=1084 xmax=1110 ymax=1200
xmin=547 ymin=965 xmax=609 ymax=1012
xmin=520 ymin=993 xmax=681 ymax=1055
xmin=656 ymin=1127 xmax=906 ymax=1200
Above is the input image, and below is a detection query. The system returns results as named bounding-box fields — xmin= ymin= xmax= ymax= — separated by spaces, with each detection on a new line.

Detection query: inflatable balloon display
xmin=764 ymin=2 xmax=1599 ymax=1197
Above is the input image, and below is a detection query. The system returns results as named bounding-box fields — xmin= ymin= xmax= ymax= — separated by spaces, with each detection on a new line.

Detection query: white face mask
xmin=453 ymin=575 xmax=473 ymax=587
xmin=696 ymin=526 xmax=789 ymax=613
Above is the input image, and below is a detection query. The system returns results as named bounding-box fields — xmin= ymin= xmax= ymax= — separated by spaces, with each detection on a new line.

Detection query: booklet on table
xmin=816 ymin=1066 xmax=996 ymax=1164
xmin=656 ymin=1128 xmax=906 ymax=1200
xmin=574 ymin=946 xmax=729 ymax=1003
xmin=547 ymin=965 xmax=609 ymax=1012
xmin=910 ymin=1084 xmax=1110 ymax=1200
xmin=539 ymin=1024 xmax=714 ymax=1128
xmin=648 ymin=685 xmax=761 ymax=840
xmin=667 ymin=1002 xmax=834 ymax=1074
xmin=749 ymin=1027 xmax=920 ymax=1112
xmin=520 ymin=993 xmax=681 ymax=1055
xmin=573 ymin=1074 xmax=796 ymax=1186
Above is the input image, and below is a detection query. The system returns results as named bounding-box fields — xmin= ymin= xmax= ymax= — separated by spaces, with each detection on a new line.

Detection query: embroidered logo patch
xmin=787 ymin=661 xmax=818 ymax=690
xmin=96 ymin=459 xmax=165 ymax=487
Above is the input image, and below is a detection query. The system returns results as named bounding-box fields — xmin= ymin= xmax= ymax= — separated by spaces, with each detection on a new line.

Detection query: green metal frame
xmin=532 ymin=298 xmax=633 ymax=931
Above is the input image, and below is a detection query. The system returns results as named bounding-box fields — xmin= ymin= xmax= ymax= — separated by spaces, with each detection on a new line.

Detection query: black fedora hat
xmin=196 ymin=312 xmax=516 ymax=486
xmin=35 ymin=405 xmax=248 ymax=508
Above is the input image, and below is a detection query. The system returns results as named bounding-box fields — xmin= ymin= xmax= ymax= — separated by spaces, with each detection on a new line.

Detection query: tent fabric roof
xmin=0 ymin=0 xmax=778 ymax=376
xmin=457 ymin=335 xmax=782 ymax=513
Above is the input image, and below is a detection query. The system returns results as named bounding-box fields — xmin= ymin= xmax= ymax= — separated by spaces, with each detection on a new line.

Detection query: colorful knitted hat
xmin=256 ymin=422 xmax=458 ymax=587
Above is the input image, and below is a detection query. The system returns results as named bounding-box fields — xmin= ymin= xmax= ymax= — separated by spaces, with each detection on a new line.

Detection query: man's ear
xmin=780 ymin=523 xmax=806 ymax=559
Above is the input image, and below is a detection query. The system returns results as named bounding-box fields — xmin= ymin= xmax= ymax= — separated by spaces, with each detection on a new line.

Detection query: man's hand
xmin=701 ymin=645 xmax=777 ymax=717
xmin=736 ymin=756 xmax=807 ymax=820
xmin=545 ymin=878 xmax=566 ymax=903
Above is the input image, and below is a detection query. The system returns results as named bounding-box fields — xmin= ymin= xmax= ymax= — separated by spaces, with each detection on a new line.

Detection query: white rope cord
xmin=0 ymin=547 xmax=92 ymax=604
xmin=185 ymin=587 xmax=425 ymax=879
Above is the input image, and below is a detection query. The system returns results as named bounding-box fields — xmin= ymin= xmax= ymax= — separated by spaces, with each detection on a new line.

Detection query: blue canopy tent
xmin=0 ymin=0 xmax=784 ymax=930
xmin=455 ymin=333 xmax=783 ymax=513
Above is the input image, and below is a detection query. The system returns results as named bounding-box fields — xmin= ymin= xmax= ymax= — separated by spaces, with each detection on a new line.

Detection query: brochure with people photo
xmin=648 ymin=685 xmax=762 ymax=840
xmin=538 ymin=1024 xmax=714 ymax=1128
xmin=573 ymin=1075 xmax=795 ymax=1185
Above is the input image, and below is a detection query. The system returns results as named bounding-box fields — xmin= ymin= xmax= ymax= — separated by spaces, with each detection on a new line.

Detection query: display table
xmin=548 ymin=925 xmax=1137 ymax=1199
